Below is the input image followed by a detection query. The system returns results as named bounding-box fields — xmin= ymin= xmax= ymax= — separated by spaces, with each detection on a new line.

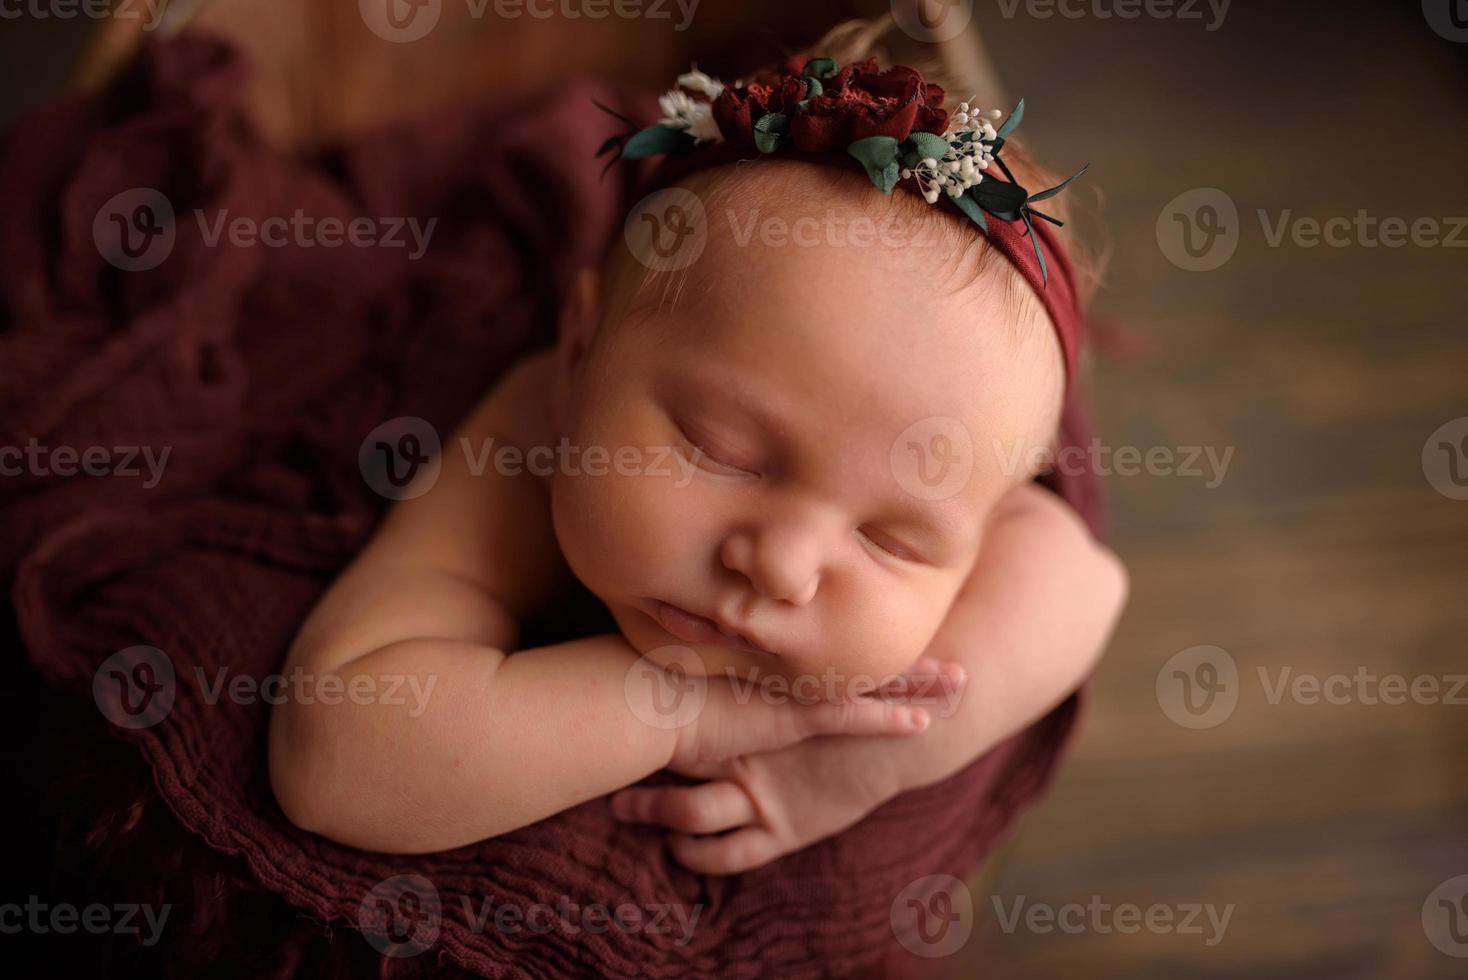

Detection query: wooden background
xmin=5 ymin=1 xmax=1466 ymax=976
xmin=954 ymin=3 xmax=1468 ymax=977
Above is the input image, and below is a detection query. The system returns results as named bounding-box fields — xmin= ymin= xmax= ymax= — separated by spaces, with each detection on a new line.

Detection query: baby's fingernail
xmin=909 ymin=708 xmax=930 ymax=731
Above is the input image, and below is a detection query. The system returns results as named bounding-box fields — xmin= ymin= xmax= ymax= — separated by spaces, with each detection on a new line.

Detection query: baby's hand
xmin=615 ymin=657 xmax=967 ymax=874
xmin=653 ymin=657 xmax=956 ymax=772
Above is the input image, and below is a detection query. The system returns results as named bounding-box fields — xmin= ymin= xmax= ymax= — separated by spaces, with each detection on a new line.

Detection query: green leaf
xmin=846 ymin=136 xmax=901 ymax=194
xmin=754 ymin=130 xmax=783 ymax=153
xmin=805 ymin=77 xmax=824 ymax=99
xmin=1023 ymin=211 xmax=1049 ymax=286
xmin=907 ymin=131 xmax=950 ymax=162
xmin=1027 ymin=163 xmax=1089 ymax=204
xmin=803 ymin=57 xmax=838 ymax=80
xmin=900 ymin=148 xmax=922 ymax=170
xmin=621 ymin=125 xmax=695 ymax=159
xmin=877 ymin=160 xmax=900 ymax=194
xmin=973 ymin=180 xmax=1027 ymax=221
xmin=753 ymin=112 xmax=789 ymax=153
xmin=953 ymin=191 xmax=989 ymax=234
xmin=995 ymin=98 xmax=1025 ymax=141
xmin=591 ymin=96 xmax=639 ymax=128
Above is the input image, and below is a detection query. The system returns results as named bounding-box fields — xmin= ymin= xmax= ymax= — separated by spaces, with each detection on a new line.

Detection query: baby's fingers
xmin=797 ymin=698 xmax=929 ymax=739
xmin=670 ymin=827 xmax=784 ymax=875
xmin=876 ymin=659 xmax=967 ymax=701
xmin=610 ymin=781 xmax=755 ymax=835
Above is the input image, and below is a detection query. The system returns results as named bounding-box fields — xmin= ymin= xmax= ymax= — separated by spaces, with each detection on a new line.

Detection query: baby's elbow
xmin=267 ymin=698 xmax=454 ymax=852
xmin=268 ymin=699 xmax=336 ymax=837
xmin=1089 ymin=541 xmax=1131 ymax=626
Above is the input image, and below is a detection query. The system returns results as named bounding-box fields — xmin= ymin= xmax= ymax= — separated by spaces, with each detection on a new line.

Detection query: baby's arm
xmin=869 ymin=480 xmax=1129 ymax=796
xmin=268 ymin=356 xmax=926 ymax=854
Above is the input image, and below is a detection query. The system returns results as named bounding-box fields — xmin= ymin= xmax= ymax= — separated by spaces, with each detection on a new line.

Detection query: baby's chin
xmin=612 ymin=612 xmax=916 ymax=699
xmin=611 ymin=606 xmax=786 ymax=686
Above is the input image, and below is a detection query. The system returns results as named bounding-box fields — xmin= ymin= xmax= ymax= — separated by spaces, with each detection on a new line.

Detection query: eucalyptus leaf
xmin=591 ymin=96 xmax=639 ymax=128
xmin=621 ymin=125 xmax=695 ymax=160
xmin=805 ymin=77 xmax=823 ymax=99
xmin=973 ymin=180 xmax=1027 ymax=218
xmin=1023 ymin=211 xmax=1049 ymax=286
xmin=753 ymin=112 xmax=790 ymax=153
xmin=995 ymin=98 xmax=1025 ymax=141
xmin=754 ymin=112 xmax=790 ymax=133
xmin=907 ymin=131 xmax=950 ymax=162
xmin=754 ymin=130 xmax=784 ymax=153
xmin=952 ymin=191 xmax=990 ymax=234
xmin=803 ymin=57 xmax=838 ymax=80
xmin=1027 ymin=163 xmax=1090 ymax=204
xmin=846 ymin=136 xmax=901 ymax=194
xmin=876 ymin=160 xmax=900 ymax=194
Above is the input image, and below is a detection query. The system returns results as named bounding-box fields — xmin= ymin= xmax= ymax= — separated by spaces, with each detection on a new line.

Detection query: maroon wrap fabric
xmin=3 ymin=34 xmax=1092 ymax=978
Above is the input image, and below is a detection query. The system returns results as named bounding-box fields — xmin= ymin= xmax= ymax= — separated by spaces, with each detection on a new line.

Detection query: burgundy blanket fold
xmin=2 ymin=35 xmax=1089 ymax=978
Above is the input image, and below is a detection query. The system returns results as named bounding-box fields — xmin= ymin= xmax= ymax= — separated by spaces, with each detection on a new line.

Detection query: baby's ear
xmin=551 ymin=267 xmax=602 ymax=427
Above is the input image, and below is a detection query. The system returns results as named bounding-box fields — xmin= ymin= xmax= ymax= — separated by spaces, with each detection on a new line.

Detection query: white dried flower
xmin=905 ymin=125 xmax=993 ymax=206
xmin=676 ymin=68 xmax=725 ymax=101
xmin=657 ymin=89 xmax=723 ymax=144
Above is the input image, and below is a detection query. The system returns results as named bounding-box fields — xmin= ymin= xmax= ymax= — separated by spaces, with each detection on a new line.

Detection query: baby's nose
xmin=720 ymin=518 xmax=829 ymax=605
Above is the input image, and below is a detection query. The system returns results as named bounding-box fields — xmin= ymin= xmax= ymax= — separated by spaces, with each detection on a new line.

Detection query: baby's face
xmin=551 ymin=167 xmax=1063 ymax=690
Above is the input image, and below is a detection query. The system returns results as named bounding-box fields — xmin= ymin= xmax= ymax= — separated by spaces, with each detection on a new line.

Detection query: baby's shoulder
xmin=483 ymin=347 xmax=557 ymax=451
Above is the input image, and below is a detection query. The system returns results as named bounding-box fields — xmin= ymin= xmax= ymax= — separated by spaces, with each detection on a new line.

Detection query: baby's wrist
xmin=863 ymin=736 xmax=923 ymax=803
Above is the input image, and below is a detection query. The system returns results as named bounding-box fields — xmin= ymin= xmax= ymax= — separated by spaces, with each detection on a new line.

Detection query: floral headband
xmin=595 ymin=54 xmax=1090 ymax=386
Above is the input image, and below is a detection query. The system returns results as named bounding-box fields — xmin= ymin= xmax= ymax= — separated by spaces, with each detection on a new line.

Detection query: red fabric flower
xmin=710 ymin=74 xmax=809 ymax=151
xmin=710 ymin=56 xmax=949 ymax=153
xmin=793 ymin=58 xmax=948 ymax=151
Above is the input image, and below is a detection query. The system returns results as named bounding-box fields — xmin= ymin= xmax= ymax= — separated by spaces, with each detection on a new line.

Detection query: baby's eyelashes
xmin=674 ymin=419 xmax=760 ymax=477
xmin=856 ymin=525 xmax=925 ymax=564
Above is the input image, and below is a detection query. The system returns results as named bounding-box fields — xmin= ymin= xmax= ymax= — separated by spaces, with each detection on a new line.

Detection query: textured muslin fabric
xmin=3 ymin=34 xmax=1094 ymax=978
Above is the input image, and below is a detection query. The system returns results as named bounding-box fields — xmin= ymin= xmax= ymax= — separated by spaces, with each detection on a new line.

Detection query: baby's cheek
xmin=551 ymin=465 xmax=707 ymax=594
xmin=815 ymin=583 xmax=953 ymax=686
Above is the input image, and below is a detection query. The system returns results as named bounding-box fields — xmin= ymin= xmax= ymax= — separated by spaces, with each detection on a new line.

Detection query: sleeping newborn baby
xmin=269 ymin=36 xmax=1127 ymax=874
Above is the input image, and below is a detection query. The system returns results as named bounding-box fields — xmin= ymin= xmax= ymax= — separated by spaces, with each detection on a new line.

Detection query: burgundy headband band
xmin=598 ymin=54 xmax=1088 ymax=392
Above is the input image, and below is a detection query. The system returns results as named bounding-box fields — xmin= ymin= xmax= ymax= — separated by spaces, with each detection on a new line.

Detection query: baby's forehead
xmin=608 ymin=159 xmax=1065 ymax=440
xmin=619 ymin=159 xmax=1046 ymax=342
